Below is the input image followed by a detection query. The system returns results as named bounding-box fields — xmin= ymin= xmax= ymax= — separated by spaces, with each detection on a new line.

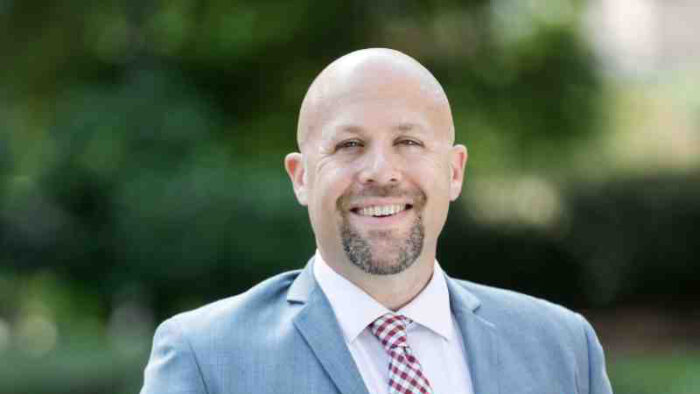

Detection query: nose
xmin=357 ymin=145 xmax=402 ymax=185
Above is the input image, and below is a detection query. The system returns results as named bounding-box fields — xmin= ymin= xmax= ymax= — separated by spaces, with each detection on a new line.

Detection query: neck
xmin=324 ymin=253 xmax=435 ymax=311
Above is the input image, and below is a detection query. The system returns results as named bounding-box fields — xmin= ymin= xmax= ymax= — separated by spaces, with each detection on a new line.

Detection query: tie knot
xmin=369 ymin=313 xmax=412 ymax=350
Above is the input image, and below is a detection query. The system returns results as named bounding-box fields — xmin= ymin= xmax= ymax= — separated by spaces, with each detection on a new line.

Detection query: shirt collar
xmin=312 ymin=250 xmax=454 ymax=343
xmin=397 ymin=261 xmax=453 ymax=341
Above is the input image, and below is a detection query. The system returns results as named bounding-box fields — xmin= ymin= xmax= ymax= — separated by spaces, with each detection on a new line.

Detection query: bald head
xmin=297 ymin=48 xmax=454 ymax=151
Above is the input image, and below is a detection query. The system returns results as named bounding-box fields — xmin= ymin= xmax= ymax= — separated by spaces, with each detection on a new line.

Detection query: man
xmin=141 ymin=48 xmax=613 ymax=393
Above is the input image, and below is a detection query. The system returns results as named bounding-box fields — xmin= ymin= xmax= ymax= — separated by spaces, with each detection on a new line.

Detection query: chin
xmin=340 ymin=218 xmax=425 ymax=276
xmin=365 ymin=253 xmax=418 ymax=276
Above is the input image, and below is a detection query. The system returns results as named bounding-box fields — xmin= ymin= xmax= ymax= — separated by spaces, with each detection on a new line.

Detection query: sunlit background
xmin=1 ymin=0 xmax=699 ymax=393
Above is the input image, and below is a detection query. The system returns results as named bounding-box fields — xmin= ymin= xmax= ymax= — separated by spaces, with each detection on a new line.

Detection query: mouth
xmin=349 ymin=203 xmax=413 ymax=218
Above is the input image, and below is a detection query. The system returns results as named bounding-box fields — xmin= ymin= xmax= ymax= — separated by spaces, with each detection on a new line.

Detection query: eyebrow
xmin=332 ymin=122 xmax=426 ymax=135
xmin=395 ymin=122 xmax=425 ymax=133
xmin=335 ymin=125 xmax=364 ymax=135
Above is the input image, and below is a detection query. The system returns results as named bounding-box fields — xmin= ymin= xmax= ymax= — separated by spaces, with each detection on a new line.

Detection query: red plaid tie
xmin=369 ymin=313 xmax=433 ymax=394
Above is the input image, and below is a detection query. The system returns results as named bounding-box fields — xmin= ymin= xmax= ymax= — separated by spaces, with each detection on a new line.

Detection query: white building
xmin=586 ymin=0 xmax=700 ymax=76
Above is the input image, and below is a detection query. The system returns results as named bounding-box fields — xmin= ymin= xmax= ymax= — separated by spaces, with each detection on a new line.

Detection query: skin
xmin=285 ymin=48 xmax=468 ymax=310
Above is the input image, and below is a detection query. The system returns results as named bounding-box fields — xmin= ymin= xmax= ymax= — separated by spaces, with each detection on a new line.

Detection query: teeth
xmin=358 ymin=204 xmax=406 ymax=217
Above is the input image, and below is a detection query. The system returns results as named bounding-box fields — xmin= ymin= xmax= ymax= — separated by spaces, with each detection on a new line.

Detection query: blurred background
xmin=1 ymin=0 xmax=698 ymax=393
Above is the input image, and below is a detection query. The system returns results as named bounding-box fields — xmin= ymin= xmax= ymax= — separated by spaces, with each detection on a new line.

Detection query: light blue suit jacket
xmin=141 ymin=260 xmax=613 ymax=393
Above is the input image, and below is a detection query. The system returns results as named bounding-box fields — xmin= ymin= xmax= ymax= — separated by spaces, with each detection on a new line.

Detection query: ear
xmin=284 ymin=152 xmax=308 ymax=206
xmin=448 ymin=144 xmax=468 ymax=201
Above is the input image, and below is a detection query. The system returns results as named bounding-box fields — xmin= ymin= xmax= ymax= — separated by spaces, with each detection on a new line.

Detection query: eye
xmin=336 ymin=139 xmax=364 ymax=150
xmin=397 ymin=138 xmax=423 ymax=147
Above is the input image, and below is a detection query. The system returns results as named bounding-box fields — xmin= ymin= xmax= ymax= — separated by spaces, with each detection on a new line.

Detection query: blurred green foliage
xmin=3 ymin=342 xmax=700 ymax=393
xmin=0 ymin=0 xmax=610 ymax=318
xmin=1 ymin=0 xmax=698 ymax=392
xmin=610 ymin=353 xmax=700 ymax=394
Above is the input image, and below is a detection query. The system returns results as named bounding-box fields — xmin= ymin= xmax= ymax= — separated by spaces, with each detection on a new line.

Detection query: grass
xmin=609 ymin=352 xmax=700 ymax=394
xmin=2 ymin=341 xmax=699 ymax=393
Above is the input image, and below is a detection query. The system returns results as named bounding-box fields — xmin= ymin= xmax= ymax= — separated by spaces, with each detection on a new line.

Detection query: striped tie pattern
xmin=369 ymin=313 xmax=433 ymax=394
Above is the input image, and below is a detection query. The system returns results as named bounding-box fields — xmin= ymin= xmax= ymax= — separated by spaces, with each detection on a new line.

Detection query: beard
xmin=337 ymin=185 xmax=426 ymax=275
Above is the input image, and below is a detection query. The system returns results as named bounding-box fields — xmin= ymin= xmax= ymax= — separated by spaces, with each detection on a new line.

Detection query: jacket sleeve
xmin=578 ymin=313 xmax=613 ymax=394
xmin=140 ymin=317 xmax=208 ymax=394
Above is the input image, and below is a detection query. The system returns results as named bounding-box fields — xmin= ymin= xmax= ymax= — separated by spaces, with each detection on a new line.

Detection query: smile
xmin=351 ymin=204 xmax=412 ymax=217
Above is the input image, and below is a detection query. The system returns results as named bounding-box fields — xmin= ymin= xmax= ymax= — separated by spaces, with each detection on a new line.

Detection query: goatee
xmin=337 ymin=185 xmax=426 ymax=275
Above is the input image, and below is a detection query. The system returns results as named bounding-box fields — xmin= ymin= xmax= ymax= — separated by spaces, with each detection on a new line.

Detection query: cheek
xmin=407 ymin=156 xmax=451 ymax=196
xmin=406 ymin=157 xmax=452 ymax=232
xmin=312 ymin=164 xmax=355 ymax=210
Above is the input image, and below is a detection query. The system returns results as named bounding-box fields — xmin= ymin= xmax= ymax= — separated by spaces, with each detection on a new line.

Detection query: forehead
xmin=318 ymin=95 xmax=436 ymax=140
xmin=305 ymin=72 xmax=452 ymax=146
xmin=297 ymin=53 xmax=454 ymax=151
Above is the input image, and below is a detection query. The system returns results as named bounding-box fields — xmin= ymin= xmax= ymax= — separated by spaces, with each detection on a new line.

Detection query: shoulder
xmin=163 ymin=269 xmax=304 ymax=340
xmin=449 ymin=278 xmax=589 ymax=342
xmin=448 ymin=278 xmax=613 ymax=393
xmin=141 ymin=269 xmax=314 ymax=393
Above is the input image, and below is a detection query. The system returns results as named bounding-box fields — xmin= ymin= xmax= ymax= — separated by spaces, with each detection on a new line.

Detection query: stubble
xmin=337 ymin=185 xmax=426 ymax=275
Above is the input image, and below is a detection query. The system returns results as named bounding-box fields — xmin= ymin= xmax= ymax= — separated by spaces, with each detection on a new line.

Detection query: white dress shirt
xmin=313 ymin=251 xmax=474 ymax=394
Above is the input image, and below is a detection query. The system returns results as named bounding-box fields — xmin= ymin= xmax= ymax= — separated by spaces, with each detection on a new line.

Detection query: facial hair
xmin=337 ymin=185 xmax=426 ymax=275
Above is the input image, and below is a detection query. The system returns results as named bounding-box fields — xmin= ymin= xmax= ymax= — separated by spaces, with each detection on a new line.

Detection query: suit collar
xmin=313 ymin=251 xmax=456 ymax=342
xmin=313 ymin=252 xmax=390 ymax=343
xmin=446 ymin=275 xmax=500 ymax=394
xmin=288 ymin=259 xmax=500 ymax=394
xmin=290 ymin=259 xmax=370 ymax=394
xmin=288 ymin=257 xmax=483 ymax=310
xmin=287 ymin=256 xmax=316 ymax=303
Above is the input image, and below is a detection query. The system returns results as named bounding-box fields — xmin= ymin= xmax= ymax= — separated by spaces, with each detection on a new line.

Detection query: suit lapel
xmin=288 ymin=261 xmax=501 ymax=394
xmin=447 ymin=277 xmax=500 ymax=394
xmin=290 ymin=262 xmax=370 ymax=394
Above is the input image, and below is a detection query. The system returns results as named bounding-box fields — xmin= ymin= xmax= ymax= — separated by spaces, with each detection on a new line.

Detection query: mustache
xmin=337 ymin=185 xmax=427 ymax=210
